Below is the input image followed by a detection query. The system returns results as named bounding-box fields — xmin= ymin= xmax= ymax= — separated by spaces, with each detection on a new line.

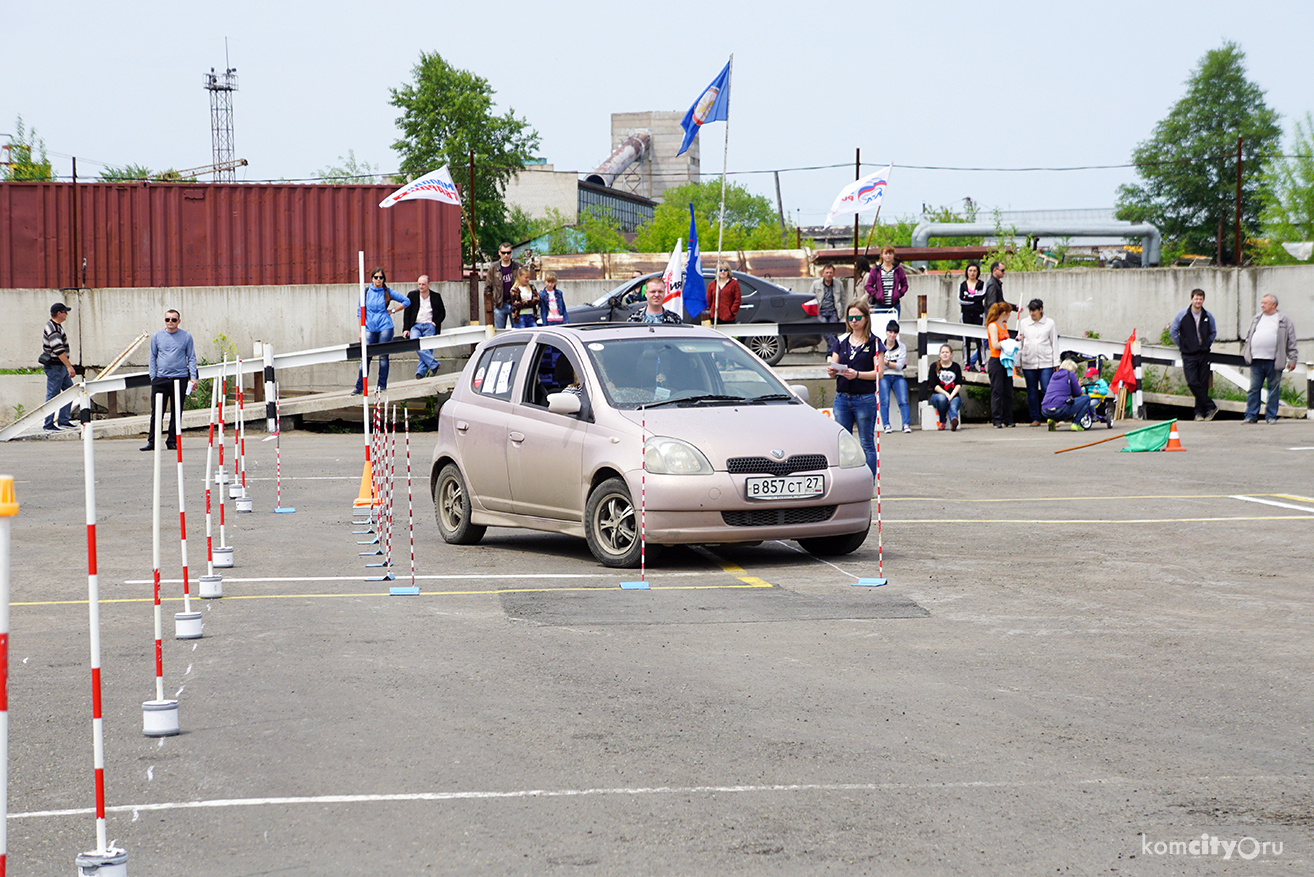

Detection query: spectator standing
xmin=1040 ymin=360 xmax=1094 ymax=430
xmin=810 ymin=264 xmax=846 ymax=354
xmin=708 ymin=263 xmax=741 ymax=324
xmin=403 ymin=274 xmax=446 ymax=379
xmin=485 ymin=243 xmax=520 ymax=329
xmin=510 ymin=268 xmax=540 ymax=328
xmin=353 ymin=268 xmax=408 ymax=395
xmin=1241 ymin=294 xmax=1298 ymax=424
xmin=142 ymin=309 xmax=197 ymax=451
xmin=538 ymin=272 xmax=570 ymax=325
xmin=41 ymin=302 xmax=78 ymax=431
xmin=930 ymin=343 xmax=964 ymax=431
xmin=827 ymin=298 xmax=879 ymax=477
xmin=865 ymin=246 xmax=909 ymax=316
xmin=876 ymin=319 xmax=912 ymax=434
xmin=958 ymin=263 xmax=986 ymax=370
xmin=983 ymin=261 xmax=1009 ymax=314
xmin=986 ymin=301 xmax=1017 ymax=428
xmin=1016 ymin=298 xmax=1060 ymax=426
xmin=627 ymin=278 xmax=682 ymax=325
xmin=1169 ymin=288 xmax=1218 ymax=421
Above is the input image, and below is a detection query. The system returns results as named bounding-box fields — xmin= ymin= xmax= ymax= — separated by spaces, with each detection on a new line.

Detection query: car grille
xmin=725 ymin=454 xmax=828 ymax=476
xmin=722 ymin=505 xmax=836 ymax=527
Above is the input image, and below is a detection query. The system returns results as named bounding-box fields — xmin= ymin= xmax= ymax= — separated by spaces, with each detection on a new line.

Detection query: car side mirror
xmin=547 ymin=392 xmax=582 ymax=416
xmin=789 ymin=384 xmax=810 ymax=404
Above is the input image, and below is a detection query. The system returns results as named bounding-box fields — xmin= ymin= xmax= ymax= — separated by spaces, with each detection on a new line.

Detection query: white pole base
xmin=199 ymin=574 xmax=223 ymax=599
xmin=212 ymin=546 xmax=234 ymax=568
xmin=142 ymin=699 xmax=180 ymax=737
xmin=229 ymin=484 xmax=246 ymax=499
xmin=175 ymin=610 xmax=203 ymax=639
xmin=214 ymin=468 xmax=230 ymax=485
xmin=76 ymin=847 xmax=128 ymax=876
xmin=234 ymin=496 xmax=254 ymax=513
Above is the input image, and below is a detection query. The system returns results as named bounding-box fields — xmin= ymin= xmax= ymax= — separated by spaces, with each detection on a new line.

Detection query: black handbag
xmin=38 ymin=351 xmax=54 ymax=367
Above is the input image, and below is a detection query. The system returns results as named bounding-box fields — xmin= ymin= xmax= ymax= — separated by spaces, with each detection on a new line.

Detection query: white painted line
xmin=125 ymin=571 xmax=717 ymax=585
xmin=1230 ymin=495 xmax=1314 ymax=513
xmin=1288 ymin=447 xmax=1314 ymax=451
xmin=10 ymin=775 xmax=1299 ymax=820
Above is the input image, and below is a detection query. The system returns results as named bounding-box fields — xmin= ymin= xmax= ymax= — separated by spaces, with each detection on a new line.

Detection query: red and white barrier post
xmin=273 ymin=383 xmax=295 ymax=514
xmin=199 ymin=371 xmax=223 ymax=598
xmin=212 ymin=360 xmax=234 ymax=568
xmin=172 ymin=381 xmax=202 ymax=638
xmin=621 ymin=408 xmax=649 ymax=589
xmin=0 ymin=474 xmax=17 ymax=876
xmin=143 ymin=397 xmax=180 ymax=737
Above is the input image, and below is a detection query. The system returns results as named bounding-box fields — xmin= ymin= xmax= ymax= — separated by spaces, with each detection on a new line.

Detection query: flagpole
xmin=713 ymin=54 xmax=732 ymax=329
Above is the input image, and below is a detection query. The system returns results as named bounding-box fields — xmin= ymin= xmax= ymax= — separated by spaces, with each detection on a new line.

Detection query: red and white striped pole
xmin=854 ymin=395 xmax=887 ymax=587
xmin=235 ymin=357 xmax=247 ymax=497
xmin=0 ymin=473 xmax=17 ymax=876
xmin=171 ymin=382 xmax=201 ymax=638
xmin=212 ymin=360 xmax=233 ymax=567
xmin=357 ymin=251 xmax=372 ymax=508
xmin=385 ymin=405 xmax=396 ymax=571
xmin=73 ymin=384 xmax=126 ymax=868
xmin=142 ymin=398 xmax=179 ymax=738
xmin=621 ymin=409 xmax=648 ymax=589
xmin=199 ymin=373 xmax=223 ymax=598
xmin=273 ymin=384 xmax=296 ymax=514
xmin=406 ymin=408 xmax=414 ymax=590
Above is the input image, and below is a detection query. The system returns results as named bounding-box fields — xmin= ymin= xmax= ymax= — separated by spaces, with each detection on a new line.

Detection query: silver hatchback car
xmin=430 ymin=323 xmax=873 ymax=567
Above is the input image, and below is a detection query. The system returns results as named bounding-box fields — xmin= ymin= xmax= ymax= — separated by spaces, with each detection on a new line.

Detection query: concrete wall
xmin=610 ymin=111 xmax=698 ymax=202
xmin=504 ymin=164 xmax=581 ymax=223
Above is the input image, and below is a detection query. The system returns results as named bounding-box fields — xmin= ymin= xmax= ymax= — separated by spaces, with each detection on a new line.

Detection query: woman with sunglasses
xmin=707 ymin=263 xmax=741 ymax=324
xmin=353 ymin=267 xmax=409 ymax=394
xmin=827 ymin=298 xmax=879 ymax=477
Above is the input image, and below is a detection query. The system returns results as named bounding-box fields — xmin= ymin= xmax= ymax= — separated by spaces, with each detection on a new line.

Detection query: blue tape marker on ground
xmin=389 ymin=586 xmax=420 ymax=596
xmin=275 ymin=508 xmax=297 ymax=513
xmin=853 ymin=578 xmax=888 ymax=587
xmin=620 ymin=581 xmax=650 ymax=590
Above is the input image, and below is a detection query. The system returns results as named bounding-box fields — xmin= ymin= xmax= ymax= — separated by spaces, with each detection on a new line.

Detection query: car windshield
xmin=581 ymin=336 xmax=794 ymax=409
xmin=589 ymin=275 xmax=709 ymax=308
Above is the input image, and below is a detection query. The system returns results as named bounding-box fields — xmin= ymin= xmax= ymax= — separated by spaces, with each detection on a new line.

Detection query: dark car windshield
xmin=582 ymin=336 xmax=794 ymax=409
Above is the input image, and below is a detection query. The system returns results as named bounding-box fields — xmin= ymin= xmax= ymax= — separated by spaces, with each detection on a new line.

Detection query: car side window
xmin=470 ymin=343 xmax=525 ymax=401
xmin=522 ymin=342 xmax=586 ymax=410
xmin=622 ymin=284 xmax=646 ymax=306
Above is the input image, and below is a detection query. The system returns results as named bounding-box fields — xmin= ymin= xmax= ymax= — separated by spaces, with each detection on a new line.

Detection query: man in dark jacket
xmin=1169 ymin=288 xmax=1218 ymax=420
xmin=982 ymin=261 xmax=1009 ymax=313
xmin=483 ymin=243 xmax=519 ymax=329
xmin=403 ymin=275 xmax=446 ymax=379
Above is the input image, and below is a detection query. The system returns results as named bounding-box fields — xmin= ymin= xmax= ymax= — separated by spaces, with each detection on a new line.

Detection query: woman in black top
xmin=827 ymin=297 xmax=879 ymax=477
xmin=958 ymin=262 xmax=986 ymax=370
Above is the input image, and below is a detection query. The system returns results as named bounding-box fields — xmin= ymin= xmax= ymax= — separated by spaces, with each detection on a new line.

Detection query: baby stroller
xmin=1060 ymin=350 xmax=1114 ymax=429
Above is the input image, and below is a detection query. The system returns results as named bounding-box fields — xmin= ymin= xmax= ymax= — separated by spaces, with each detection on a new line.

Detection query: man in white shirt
xmin=1241 ymin=294 xmax=1298 ymax=424
xmin=403 ymin=275 xmax=446 ymax=379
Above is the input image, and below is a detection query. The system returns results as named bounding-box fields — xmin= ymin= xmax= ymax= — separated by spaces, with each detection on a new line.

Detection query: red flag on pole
xmin=1110 ymin=329 xmax=1137 ymax=395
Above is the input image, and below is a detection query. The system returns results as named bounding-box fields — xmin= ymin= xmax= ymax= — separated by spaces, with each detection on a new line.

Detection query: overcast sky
xmin=5 ymin=0 xmax=1311 ymax=228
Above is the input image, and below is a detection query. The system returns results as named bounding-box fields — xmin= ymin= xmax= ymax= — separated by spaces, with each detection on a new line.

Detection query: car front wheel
xmin=434 ymin=463 xmax=486 ymax=545
xmin=797 ymin=526 xmax=869 ymax=557
xmin=585 ymin=477 xmax=655 ymax=568
xmin=745 ymin=333 xmax=786 ymax=365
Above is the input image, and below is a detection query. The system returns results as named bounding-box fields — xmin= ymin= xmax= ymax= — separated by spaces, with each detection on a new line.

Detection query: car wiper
xmin=643 ymin=394 xmax=744 ymax=409
xmin=746 ymin=393 xmax=795 ymax=404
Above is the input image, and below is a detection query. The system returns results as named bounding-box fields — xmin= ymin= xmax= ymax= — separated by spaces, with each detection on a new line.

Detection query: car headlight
xmin=837 ymin=429 xmax=867 ymax=469
xmin=644 ymin=437 xmax=713 ymax=475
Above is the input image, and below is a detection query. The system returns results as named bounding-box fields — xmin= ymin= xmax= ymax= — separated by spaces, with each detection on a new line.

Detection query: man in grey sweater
xmin=1241 ymin=294 xmax=1298 ymax=424
xmin=143 ymin=309 xmax=198 ymax=451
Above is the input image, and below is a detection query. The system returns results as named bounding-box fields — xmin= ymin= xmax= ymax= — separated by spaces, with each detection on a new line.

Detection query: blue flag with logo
xmin=682 ymin=204 xmax=706 ymax=317
xmin=677 ymin=61 xmax=731 ymax=156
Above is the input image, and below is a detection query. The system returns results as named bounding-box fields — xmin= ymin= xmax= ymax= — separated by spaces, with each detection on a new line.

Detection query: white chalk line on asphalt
xmin=1230 ymin=495 xmax=1314 ymax=513
xmin=10 ymin=775 xmax=1303 ymax=820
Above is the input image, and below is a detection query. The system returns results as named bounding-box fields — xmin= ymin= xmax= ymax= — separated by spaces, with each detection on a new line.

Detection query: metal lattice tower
xmin=204 ymin=66 xmax=239 ymax=182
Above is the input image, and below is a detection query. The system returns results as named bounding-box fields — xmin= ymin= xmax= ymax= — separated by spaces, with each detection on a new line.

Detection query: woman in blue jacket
xmin=353 ymin=267 xmax=409 ymax=394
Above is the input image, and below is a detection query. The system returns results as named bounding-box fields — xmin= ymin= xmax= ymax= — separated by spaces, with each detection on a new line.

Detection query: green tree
xmin=316 ymin=149 xmax=391 ymax=184
xmin=1258 ymin=111 xmax=1314 ymax=263
xmin=2 ymin=115 xmax=53 ymax=181
xmin=389 ymin=51 xmax=540 ymax=261
xmin=1115 ymin=42 xmax=1281 ymax=262
xmin=632 ymin=180 xmax=787 ymax=253
xmin=541 ymin=207 xmax=631 ymax=255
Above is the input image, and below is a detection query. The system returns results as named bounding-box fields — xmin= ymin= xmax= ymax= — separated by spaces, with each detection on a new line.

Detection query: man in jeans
xmin=1241 ymin=294 xmax=1298 ymax=424
xmin=403 ymin=274 xmax=446 ymax=378
xmin=142 ymin=309 xmax=198 ymax=451
xmin=809 ymin=264 xmax=845 ymax=354
xmin=42 ymin=302 xmax=78 ymax=431
xmin=1169 ymin=288 xmax=1218 ymax=421
xmin=484 ymin=243 xmax=519 ymax=329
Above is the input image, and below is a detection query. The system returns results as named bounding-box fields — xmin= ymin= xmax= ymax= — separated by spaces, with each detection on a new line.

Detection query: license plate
xmin=745 ymin=474 xmax=825 ymax=500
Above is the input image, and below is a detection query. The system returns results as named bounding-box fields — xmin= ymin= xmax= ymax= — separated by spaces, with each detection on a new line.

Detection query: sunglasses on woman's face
xmin=846 ymin=315 xmax=864 ymax=322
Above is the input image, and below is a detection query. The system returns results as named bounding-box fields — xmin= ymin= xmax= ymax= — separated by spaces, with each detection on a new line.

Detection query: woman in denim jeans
xmin=877 ymin=319 xmax=912 ymax=433
xmin=827 ymin=298 xmax=879 ymax=477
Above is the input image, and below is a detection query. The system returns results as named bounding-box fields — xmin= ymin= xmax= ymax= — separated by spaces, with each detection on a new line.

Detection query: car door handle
xmin=456 ymin=420 xmax=470 ymax=432
xmin=509 ymin=432 xmax=526 ymax=443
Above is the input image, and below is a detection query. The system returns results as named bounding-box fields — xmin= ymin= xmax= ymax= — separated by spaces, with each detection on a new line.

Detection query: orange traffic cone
xmin=1164 ymin=420 xmax=1185 ymax=452
xmin=353 ymin=459 xmax=378 ymax=507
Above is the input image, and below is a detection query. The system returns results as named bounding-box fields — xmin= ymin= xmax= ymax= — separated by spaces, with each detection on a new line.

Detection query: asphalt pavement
xmin=2 ymin=417 xmax=1311 ymax=875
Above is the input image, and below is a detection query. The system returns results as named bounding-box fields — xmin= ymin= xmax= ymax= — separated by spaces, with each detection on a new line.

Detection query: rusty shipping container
xmin=0 ymin=181 xmax=462 ymax=289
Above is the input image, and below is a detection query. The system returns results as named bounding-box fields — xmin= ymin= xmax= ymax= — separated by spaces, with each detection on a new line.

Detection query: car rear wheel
xmin=797 ymin=526 xmax=869 ymax=557
xmin=585 ymin=477 xmax=656 ymax=568
xmin=745 ymin=333 xmax=786 ymax=365
xmin=434 ymin=463 xmax=486 ymax=545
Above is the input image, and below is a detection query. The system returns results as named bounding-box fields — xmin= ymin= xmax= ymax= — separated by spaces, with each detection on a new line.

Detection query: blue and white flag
xmin=379 ymin=166 xmax=462 ymax=208
xmin=823 ymin=164 xmax=892 ymax=227
xmin=677 ymin=61 xmax=731 ymax=156
xmin=682 ymin=204 xmax=706 ymax=318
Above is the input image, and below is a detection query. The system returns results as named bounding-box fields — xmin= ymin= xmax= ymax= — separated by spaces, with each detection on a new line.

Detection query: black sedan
xmin=568 ymin=271 xmax=822 ymax=365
